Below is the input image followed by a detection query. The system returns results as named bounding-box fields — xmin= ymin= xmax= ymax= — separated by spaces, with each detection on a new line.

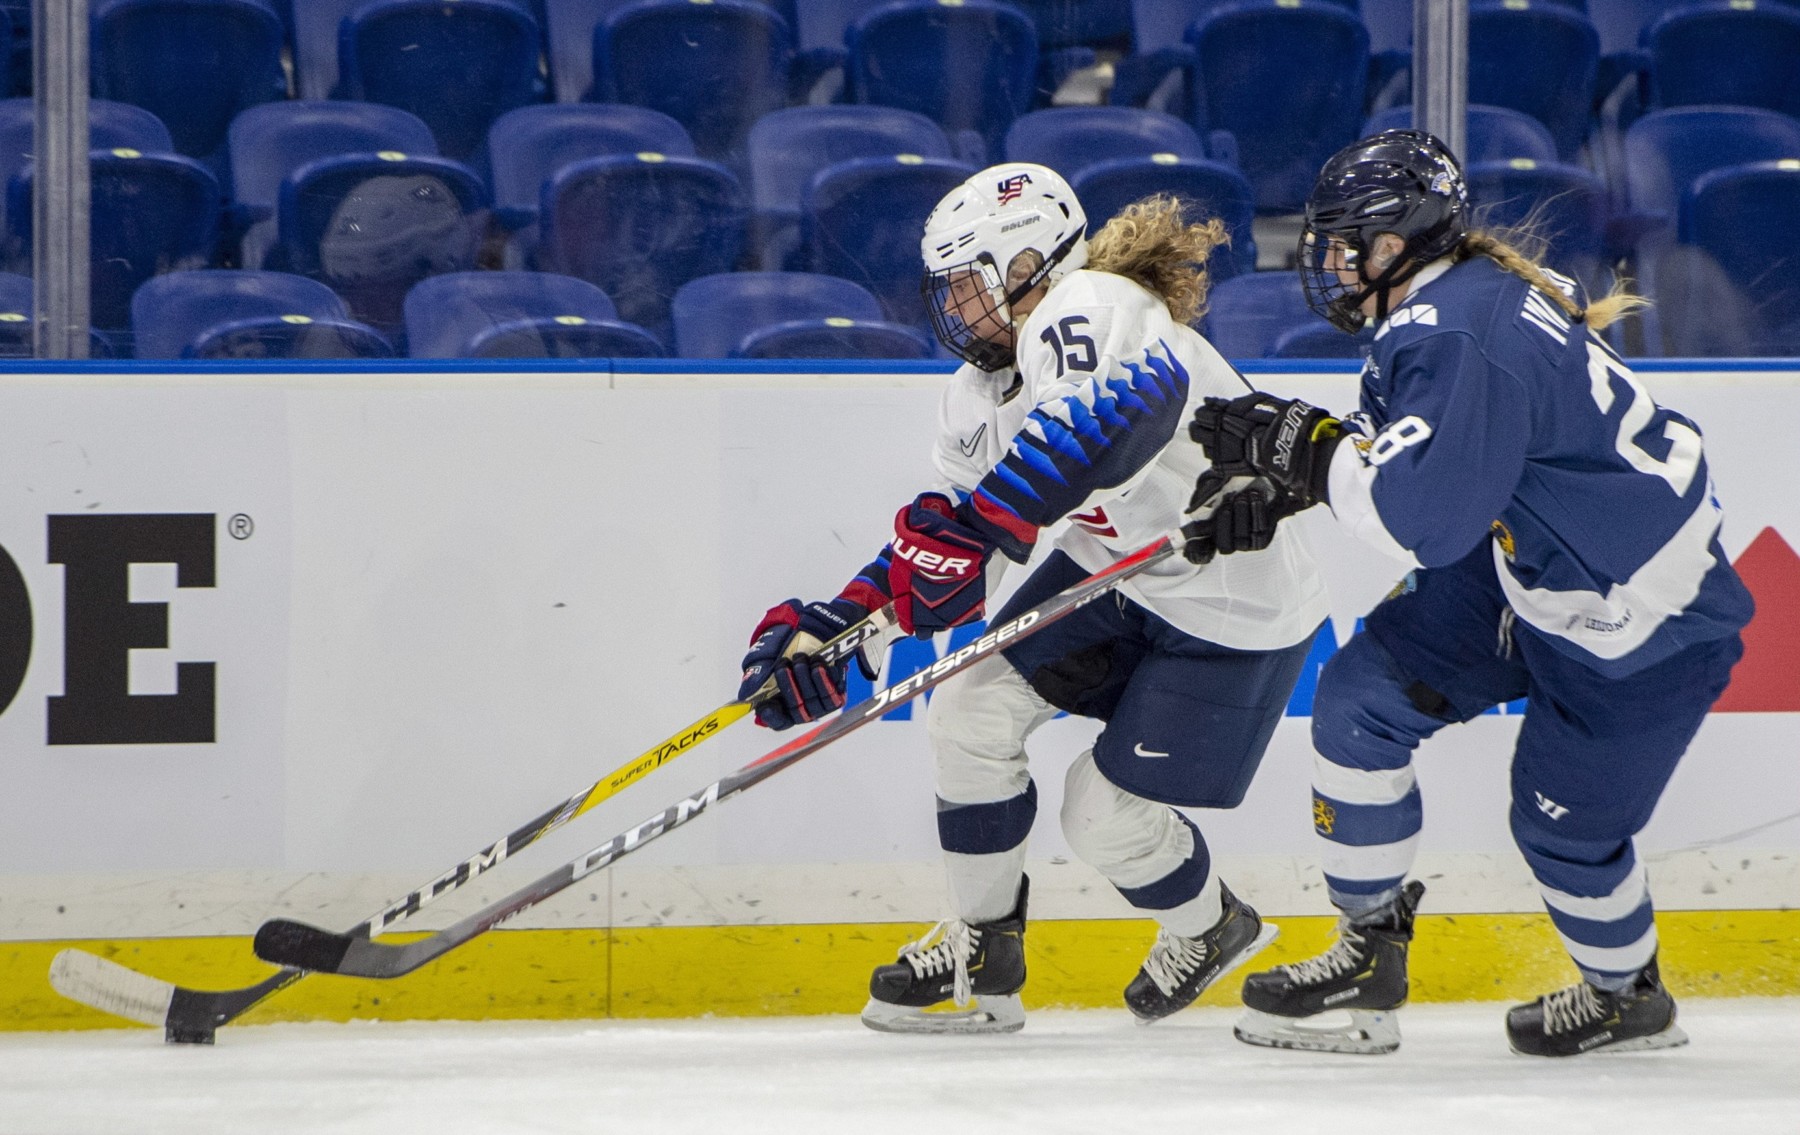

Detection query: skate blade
xmin=860 ymin=994 xmax=1025 ymax=1035
xmin=1233 ymin=1007 xmax=1402 ymax=1055
xmin=1511 ymin=1022 xmax=1692 ymax=1057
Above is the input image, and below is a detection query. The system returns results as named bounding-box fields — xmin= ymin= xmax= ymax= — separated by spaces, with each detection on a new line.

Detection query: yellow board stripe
xmin=7 ymin=910 xmax=1797 ymax=1032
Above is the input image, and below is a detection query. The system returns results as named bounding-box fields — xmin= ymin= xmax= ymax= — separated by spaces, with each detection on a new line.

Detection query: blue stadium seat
xmin=1199 ymin=271 xmax=1331 ymax=360
xmin=8 ymin=149 xmax=222 ymax=331
xmin=536 ymin=154 xmax=749 ymax=345
xmin=91 ymin=0 xmax=286 ymax=164
xmin=1645 ymin=3 xmax=1800 ymax=120
xmin=746 ymin=105 xmax=952 ymax=269
xmin=800 ymin=155 xmax=974 ymax=330
xmin=1073 ymin=156 xmax=1258 ymax=279
xmin=267 ymin=153 xmax=489 ymax=331
xmin=227 ymin=101 xmax=440 ymax=242
xmin=1363 ymin=104 xmax=1562 ymax=166
xmin=1116 ymin=0 xmax=1362 ymax=115
xmin=470 ymin=317 xmax=666 ymax=357
xmin=0 ymin=10 xmax=10 ymax=102
xmin=547 ymin=0 xmax=797 ymax=103
xmin=847 ymin=0 xmax=1038 ymax=164
xmin=1270 ymin=321 xmax=1372 ymax=359
xmin=1468 ymin=2 xmax=1601 ymax=161
xmin=1186 ymin=2 xmax=1369 ymax=213
xmin=1004 ymin=106 xmax=1208 ymax=176
xmin=1657 ymin=160 xmax=1800 ymax=356
xmin=0 ymin=98 xmax=174 ymax=236
xmin=1619 ymin=106 xmax=1800 ymax=242
xmin=669 ymin=270 xmax=886 ymax=357
xmin=403 ymin=270 xmax=662 ymax=357
xmin=486 ymin=104 xmax=696 ymax=233
xmin=736 ymin=317 xmax=934 ymax=359
xmin=593 ymin=0 xmax=796 ymax=168
xmin=188 ymin=316 xmax=396 ymax=357
xmin=339 ymin=0 xmax=545 ymax=160
xmin=1467 ymin=158 xmax=1612 ymax=294
xmin=129 ymin=269 xmax=389 ymax=358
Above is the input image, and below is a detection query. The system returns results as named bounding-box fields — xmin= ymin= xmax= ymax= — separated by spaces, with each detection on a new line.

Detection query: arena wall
xmin=1 ymin=360 xmax=1794 ymax=1030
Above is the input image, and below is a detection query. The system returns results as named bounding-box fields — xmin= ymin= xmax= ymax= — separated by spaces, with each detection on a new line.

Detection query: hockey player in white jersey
xmin=1187 ymin=131 xmax=1754 ymax=1056
xmin=738 ymin=163 xmax=1331 ymax=1033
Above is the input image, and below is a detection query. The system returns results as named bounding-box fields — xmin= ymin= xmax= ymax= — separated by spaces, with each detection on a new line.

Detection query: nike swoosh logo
xmin=958 ymin=423 xmax=987 ymax=457
xmin=1133 ymin=743 xmax=1170 ymax=758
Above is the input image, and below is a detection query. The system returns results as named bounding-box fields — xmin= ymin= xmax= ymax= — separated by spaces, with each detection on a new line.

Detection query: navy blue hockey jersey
xmin=1325 ymin=255 xmax=1753 ymax=676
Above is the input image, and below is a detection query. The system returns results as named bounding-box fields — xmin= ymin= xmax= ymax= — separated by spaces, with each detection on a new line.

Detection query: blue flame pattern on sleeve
xmin=973 ymin=340 xmax=1191 ymax=531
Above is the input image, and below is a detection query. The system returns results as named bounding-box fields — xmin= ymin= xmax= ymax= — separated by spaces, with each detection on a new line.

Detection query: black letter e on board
xmin=48 ymin=514 xmax=216 ymax=745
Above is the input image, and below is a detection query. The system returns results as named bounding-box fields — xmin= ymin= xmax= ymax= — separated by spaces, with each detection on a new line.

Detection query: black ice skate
xmin=1506 ymin=956 xmax=1688 ymax=1057
xmin=861 ymin=877 xmax=1028 ymax=1035
xmin=1233 ymin=879 xmax=1426 ymax=1055
xmin=1124 ymin=881 xmax=1277 ymax=1022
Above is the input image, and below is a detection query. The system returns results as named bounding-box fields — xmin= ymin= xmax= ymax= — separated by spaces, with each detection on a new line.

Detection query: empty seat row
xmin=0 ymin=268 xmax=933 ymax=361
xmin=72 ymin=0 xmax=1800 ymax=226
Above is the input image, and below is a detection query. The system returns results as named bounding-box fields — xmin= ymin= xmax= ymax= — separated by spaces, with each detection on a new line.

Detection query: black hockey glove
xmin=1189 ymin=393 xmax=1343 ymax=507
xmin=1182 ymin=474 xmax=1308 ymax=564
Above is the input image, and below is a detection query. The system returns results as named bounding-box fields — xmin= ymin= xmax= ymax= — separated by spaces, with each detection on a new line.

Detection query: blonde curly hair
xmin=1085 ymin=194 xmax=1230 ymax=325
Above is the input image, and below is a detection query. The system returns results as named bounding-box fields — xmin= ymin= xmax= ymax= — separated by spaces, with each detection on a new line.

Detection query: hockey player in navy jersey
xmin=738 ymin=163 xmax=1330 ymax=1033
xmin=1186 ymin=130 xmax=1754 ymax=1057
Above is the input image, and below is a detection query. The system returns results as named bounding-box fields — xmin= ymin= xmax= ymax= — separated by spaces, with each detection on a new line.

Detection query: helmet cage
xmin=923 ymin=228 xmax=1085 ymax=371
xmin=1298 ymin=129 xmax=1469 ymax=333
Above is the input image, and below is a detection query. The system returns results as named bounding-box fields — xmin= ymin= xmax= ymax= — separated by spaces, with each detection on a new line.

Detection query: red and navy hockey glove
xmin=888 ymin=493 xmax=998 ymax=637
xmin=1189 ymin=393 xmax=1343 ymax=507
xmin=738 ymin=597 xmax=869 ymax=731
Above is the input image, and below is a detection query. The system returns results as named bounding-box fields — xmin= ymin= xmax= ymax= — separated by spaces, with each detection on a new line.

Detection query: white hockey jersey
xmin=929 ymin=269 xmax=1328 ymax=651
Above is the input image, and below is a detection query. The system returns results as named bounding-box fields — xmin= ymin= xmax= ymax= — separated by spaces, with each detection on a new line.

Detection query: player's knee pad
xmin=928 ymin=655 xmax=1058 ymax=805
xmin=1060 ymin=750 xmax=1194 ymax=883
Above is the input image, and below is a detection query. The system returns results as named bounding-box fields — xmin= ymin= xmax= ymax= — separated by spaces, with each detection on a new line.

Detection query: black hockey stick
xmin=48 ymin=608 xmax=897 ymax=1043
xmin=253 ymin=533 xmax=1181 ymax=980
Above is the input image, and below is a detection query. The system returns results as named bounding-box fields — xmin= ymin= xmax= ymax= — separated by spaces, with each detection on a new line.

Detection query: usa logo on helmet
xmin=996 ymin=172 xmax=1032 ymax=203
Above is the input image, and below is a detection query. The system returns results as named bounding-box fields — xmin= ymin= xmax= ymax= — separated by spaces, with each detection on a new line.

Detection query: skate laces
xmin=1282 ymin=924 xmax=1368 ymax=986
xmin=899 ymin=920 xmax=979 ymax=1006
xmin=1141 ymin=929 xmax=1212 ymax=997
xmin=1540 ymin=982 xmax=1607 ymax=1035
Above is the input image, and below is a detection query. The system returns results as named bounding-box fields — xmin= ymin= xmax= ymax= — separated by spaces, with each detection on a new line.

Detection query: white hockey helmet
xmin=920 ymin=162 xmax=1089 ymax=371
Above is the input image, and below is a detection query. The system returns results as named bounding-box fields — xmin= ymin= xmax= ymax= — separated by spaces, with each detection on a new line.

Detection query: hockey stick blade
xmin=49 ymin=607 xmax=897 ymax=1039
xmin=253 ymin=535 xmax=1179 ymax=979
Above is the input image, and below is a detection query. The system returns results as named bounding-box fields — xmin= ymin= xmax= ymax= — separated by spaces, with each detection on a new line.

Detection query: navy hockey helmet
xmin=1298 ymin=129 xmax=1469 ymax=333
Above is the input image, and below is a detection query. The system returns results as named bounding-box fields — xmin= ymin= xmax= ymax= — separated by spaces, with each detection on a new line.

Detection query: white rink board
xmin=0 ymin=365 xmax=1794 ymax=938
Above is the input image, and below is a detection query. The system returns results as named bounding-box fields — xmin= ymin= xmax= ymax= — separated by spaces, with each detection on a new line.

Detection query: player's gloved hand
xmin=738 ymin=597 xmax=869 ymax=730
xmin=888 ymin=492 xmax=997 ymax=637
xmin=1182 ymin=473 xmax=1309 ymax=564
xmin=1189 ymin=393 xmax=1343 ymax=506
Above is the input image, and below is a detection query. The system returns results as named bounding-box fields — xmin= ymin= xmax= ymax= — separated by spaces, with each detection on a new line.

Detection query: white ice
xmin=3 ymin=1002 xmax=1797 ymax=1135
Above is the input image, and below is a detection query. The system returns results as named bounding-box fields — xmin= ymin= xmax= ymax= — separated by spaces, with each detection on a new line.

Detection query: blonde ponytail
xmin=1455 ymin=224 xmax=1648 ymax=332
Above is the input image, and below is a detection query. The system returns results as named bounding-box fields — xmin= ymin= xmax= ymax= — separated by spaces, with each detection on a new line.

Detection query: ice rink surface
xmin=4 ymin=1002 xmax=1798 ymax=1135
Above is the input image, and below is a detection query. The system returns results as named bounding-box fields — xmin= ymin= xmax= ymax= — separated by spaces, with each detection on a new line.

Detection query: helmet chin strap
xmin=1359 ymin=250 xmax=1426 ymax=326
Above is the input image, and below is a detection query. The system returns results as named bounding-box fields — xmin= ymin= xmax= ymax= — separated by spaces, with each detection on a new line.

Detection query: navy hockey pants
xmin=998 ymin=551 xmax=1318 ymax=809
xmin=1311 ymin=541 xmax=1742 ymax=983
